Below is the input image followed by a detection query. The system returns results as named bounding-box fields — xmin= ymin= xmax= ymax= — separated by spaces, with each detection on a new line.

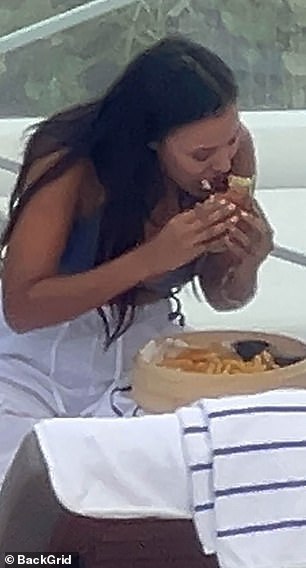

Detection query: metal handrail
xmin=0 ymin=156 xmax=20 ymax=174
xmin=0 ymin=0 xmax=136 ymax=55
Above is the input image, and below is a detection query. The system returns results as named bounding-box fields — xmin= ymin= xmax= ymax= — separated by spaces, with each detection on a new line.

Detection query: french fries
xmin=160 ymin=344 xmax=280 ymax=375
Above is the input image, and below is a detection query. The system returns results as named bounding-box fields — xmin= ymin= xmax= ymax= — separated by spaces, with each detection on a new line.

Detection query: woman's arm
xmin=3 ymin=158 xmax=214 ymax=332
xmin=2 ymin=160 xmax=157 ymax=332
xmin=197 ymin=124 xmax=258 ymax=310
xmin=198 ymin=254 xmax=257 ymax=311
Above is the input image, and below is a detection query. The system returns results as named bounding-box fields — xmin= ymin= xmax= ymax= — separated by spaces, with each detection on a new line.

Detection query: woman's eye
xmin=193 ymin=150 xmax=210 ymax=162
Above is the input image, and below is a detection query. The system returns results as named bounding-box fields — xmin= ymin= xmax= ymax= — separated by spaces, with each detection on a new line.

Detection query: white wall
xmin=241 ymin=111 xmax=306 ymax=189
xmin=0 ymin=118 xmax=37 ymax=205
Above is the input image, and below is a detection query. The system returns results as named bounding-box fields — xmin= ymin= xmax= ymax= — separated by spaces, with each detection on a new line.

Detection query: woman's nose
xmin=211 ymin=147 xmax=232 ymax=174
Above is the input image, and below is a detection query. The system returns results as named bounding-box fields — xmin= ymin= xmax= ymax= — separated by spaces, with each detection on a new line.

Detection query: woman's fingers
xmin=197 ymin=238 xmax=227 ymax=256
xmin=225 ymin=218 xmax=272 ymax=261
xmin=193 ymin=217 xmax=238 ymax=247
xmin=190 ymin=197 xmax=272 ymax=261
xmin=228 ymin=225 xmax=252 ymax=252
xmin=207 ymin=203 xmax=237 ymax=227
xmin=224 ymin=234 xmax=246 ymax=260
xmin=195 ymin=200 xmax=237 ymax=227
xmin=239 ymin=209 xmax=273 ymax=238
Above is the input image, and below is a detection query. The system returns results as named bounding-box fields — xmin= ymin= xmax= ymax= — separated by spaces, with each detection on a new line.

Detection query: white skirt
xmin=0 ymin=292 xmax=180 ymax=484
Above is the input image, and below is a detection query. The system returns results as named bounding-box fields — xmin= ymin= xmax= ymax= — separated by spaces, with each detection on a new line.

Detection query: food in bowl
xmin=132 ymin=332 xmax=306 ymax=413
xmin=159 ymin=342 xmax=280 ymax=375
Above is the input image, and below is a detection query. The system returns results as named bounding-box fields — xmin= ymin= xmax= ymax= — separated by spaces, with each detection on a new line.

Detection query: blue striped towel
xmin=176 ymin=389 xmax=306 ymax=568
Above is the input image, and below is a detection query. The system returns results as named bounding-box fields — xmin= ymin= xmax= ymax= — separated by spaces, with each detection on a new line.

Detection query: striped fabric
xmin=176 ymin=390 xmax=306 ymax=568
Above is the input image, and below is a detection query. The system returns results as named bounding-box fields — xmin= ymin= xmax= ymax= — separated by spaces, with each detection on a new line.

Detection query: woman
xmin=0 ymin=36 xmax=272 ymax=483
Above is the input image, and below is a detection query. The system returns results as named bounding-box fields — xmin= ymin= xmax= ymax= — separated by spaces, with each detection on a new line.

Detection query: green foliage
xmin=0 ymin=0 xmax=305 ymax=116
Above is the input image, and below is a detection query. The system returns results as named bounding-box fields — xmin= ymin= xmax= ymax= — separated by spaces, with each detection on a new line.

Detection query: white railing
xmin=0 ymin=157 xmax=19 ymax=174
xmin=0 ymin=0 xmax=136 ymax=55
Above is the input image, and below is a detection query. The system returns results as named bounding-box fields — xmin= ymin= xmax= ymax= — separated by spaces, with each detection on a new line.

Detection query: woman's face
xmin=157 ymin=104 xmax=241 ymax=197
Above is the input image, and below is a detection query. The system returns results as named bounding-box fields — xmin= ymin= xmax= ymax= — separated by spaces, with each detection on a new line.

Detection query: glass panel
xmin=0 ymin=0 xmax=305 ymax=116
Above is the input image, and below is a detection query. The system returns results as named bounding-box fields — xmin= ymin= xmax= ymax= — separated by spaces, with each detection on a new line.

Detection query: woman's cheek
xmin=230 ymin=140 xmax=240 ymax=160
xmin=177 ymin=158 xmax=199 ymax=177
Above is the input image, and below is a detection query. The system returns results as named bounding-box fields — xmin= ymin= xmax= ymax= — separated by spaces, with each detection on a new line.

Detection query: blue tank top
xmin=58 ymin=189 xmax=201 ymax=294
xmin=59 ymin=209 xmax=101 ymax=274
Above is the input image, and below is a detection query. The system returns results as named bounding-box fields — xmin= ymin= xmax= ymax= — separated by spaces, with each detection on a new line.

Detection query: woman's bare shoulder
xmin=78 ymin=158 xmax=106 ymax=217
xmin=23 ymin=152 xmax=105 ymax=216
xmin=231 ymin=123 xmax=256 ymax=178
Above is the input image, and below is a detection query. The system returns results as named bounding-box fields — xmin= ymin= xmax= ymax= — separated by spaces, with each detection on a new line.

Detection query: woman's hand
xmin=193 ymin=197 xmax=239 ymax=252
xmin=197 ymin=198 xmax=274 ymax=311
xmin=202 ymin=187 xmax=273 ymax=266
xmin=143 ymin=202 xmax=238 ymax=277
xmin=224 ymin=200 xmax=274 ymax=265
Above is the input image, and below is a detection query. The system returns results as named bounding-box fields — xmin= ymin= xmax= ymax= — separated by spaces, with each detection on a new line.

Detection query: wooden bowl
xmin=132 ymin=330 xmax=306 ymax=413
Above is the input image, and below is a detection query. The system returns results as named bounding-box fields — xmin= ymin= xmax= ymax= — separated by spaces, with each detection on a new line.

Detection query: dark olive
xmin=233 ymin=340 xmax=270 ymax=361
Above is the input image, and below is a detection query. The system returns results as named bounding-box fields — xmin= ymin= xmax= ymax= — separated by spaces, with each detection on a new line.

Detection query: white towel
xmin=177 ymin=389 xmax=306 ymax=568
xmin=35 ymin=415 xmax=191 ymax=520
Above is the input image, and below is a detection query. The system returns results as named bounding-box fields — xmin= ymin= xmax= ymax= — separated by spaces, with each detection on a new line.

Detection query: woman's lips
xmin=203 ymin=173 xmax=228 ymax=193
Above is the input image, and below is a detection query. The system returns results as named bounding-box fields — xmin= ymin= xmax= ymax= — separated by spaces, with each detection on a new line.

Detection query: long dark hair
xmin=0 ymin=36 xmax=238 ymax=346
